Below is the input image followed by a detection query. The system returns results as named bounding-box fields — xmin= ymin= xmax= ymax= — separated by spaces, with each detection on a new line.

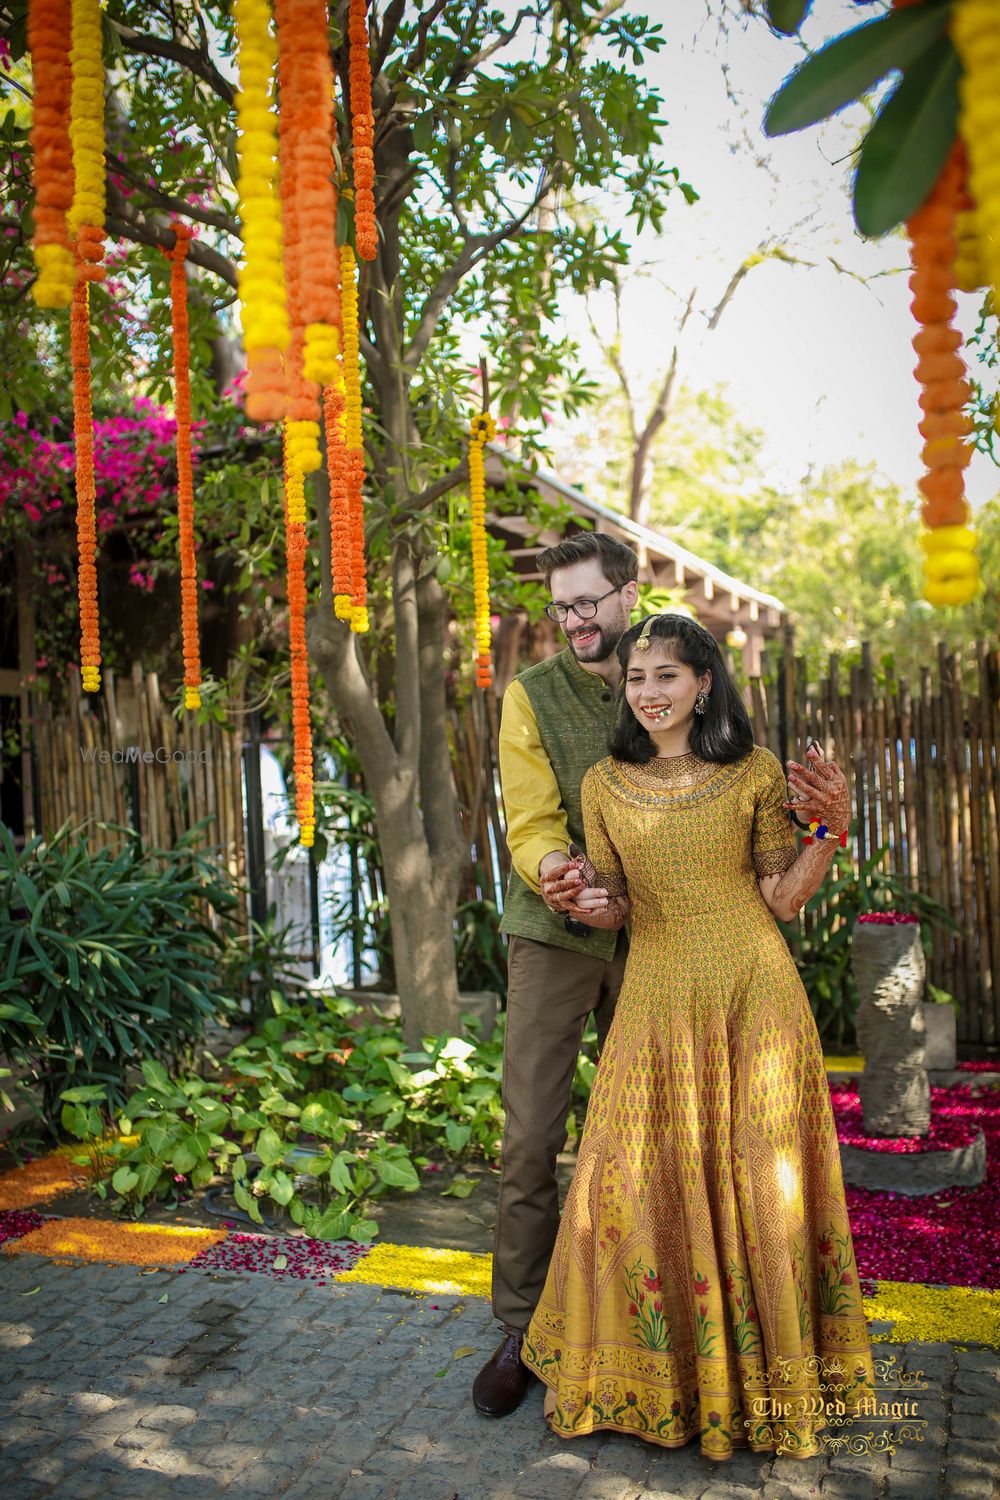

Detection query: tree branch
xmin=105 ymin=204 xmax=238 ymax=288
xmin=402 ymin=169 xmax=556 ymax=373
xmin=108 ymin=20 xmax=235 ymax=106
xmin=109 ymin=163 xmax=239 ymax=239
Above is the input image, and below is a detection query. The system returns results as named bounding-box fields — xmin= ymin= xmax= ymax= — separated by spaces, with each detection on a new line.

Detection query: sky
xmin=550 ymin=0 xmax=996 ymax=510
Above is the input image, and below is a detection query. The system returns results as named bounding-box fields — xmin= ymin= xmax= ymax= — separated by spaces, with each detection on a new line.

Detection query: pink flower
xmin=693 ymin=1272 xmax=709 ymax=1296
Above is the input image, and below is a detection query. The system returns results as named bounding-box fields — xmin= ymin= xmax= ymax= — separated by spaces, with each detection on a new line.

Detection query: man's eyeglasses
xmin=544 ymin=583 xmax=624 ymax=624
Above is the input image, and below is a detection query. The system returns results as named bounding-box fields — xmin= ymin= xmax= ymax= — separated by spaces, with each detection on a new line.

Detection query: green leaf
xmin=273 ymin=1254 xmax=288 ymax=1271
xmin=411 ymin=112 xmax=435 ymax=153
xmin=111 ymin=1166 xmax=139 ymax=1195
xmin=268 ymin=1170 xmax=295 ymax=1206
xmin=766 ymin=0 xmax=812 ymax=35
xmin=256 ymin=1125 xmax=284 ymax=1166
xmin=764 ymin=6 xmax=952 ymax=138
xmin=440 ymin=1175 xmax=477 ymax=1199
xmin=374 ymin=1154 xmax=421 ymax=1192
xmin=140 ymin=1058 xmax=171 ymax=1091
xmin=444 ymin=1121 xmax=471 ymax=1154
xmin=853 ymin=38 xmax=961 ymax=238
xmin=171 ymin=1142 xmax=199 ymax=1175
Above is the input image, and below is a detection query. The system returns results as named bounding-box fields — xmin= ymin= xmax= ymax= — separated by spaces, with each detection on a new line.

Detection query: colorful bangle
xmin=803 ymin=821 xmax=848 ymax=848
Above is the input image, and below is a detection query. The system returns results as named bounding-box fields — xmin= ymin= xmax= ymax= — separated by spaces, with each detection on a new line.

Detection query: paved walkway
xmin=2 ymin=1255 xmax=998 ymax=1500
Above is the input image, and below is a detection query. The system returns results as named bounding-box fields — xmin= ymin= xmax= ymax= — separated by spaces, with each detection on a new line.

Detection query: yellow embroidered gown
xmin=521 ymin=747 xmax=873 ymax=1461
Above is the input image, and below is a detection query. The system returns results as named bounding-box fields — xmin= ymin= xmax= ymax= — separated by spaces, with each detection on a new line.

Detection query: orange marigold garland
xmin=324 ymin=378 xmax=353 ymax=620
xmin=906 ymin=143 xmax=980 ymax=608
xmin=70 ymin=279 xmax=100 ymax=693
xmin=348 ymin=0 xmax=377 ymax=261
xmin=282 ymin=426 xmax=315 ymax=848
xmin=274 ymin=0 xmax=341 ymax=398
xmin=28 ymin=0 xmax=75 ymax=307
xmin=468 ymin=413 xmax=496 ymax=690
xmin=234 ymin=0 xmax=290 ymax=423
xmin=67 ymin=0 xmax=105 ymax=282
xmin=167 ymin=225 xmax=203 ymax=711
xmin=340 ymin=242 xmax=369 ymax=633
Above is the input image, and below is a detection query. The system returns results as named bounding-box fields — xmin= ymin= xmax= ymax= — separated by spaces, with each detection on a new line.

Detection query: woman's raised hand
xmin=784 ymin=743 xmax=850 ymax=835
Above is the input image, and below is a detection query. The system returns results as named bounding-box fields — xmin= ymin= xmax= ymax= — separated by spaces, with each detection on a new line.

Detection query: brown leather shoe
xmin=472 ymin=1331 xmax=536 ymax=1417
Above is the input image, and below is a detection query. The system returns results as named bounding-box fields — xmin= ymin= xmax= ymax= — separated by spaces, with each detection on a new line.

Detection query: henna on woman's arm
xmin=766 ymin=839 xmax=839 ymax=920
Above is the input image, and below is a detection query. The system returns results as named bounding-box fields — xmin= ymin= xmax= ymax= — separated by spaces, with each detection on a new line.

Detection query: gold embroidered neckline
xmin=596 ymin=749 xmax=756 ymax=807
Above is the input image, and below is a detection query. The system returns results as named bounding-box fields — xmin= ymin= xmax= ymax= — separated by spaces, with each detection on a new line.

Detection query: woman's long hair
xmin=608 ymin=614 xmax=754 ymax=765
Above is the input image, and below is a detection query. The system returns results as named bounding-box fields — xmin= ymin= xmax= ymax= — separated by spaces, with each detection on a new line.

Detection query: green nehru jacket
xmin=499 ymin=649 xmax=620 ymax=958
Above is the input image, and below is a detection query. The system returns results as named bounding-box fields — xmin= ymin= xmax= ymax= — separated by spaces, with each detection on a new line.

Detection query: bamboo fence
xmin=26 ymin=639 xmax=999 ymax=1045
xmin=29 ymin=666 xmax=247 ymax=934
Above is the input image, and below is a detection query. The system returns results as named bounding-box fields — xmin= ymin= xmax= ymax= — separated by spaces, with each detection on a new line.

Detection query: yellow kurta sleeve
xmin=581 ymin=766 xmax=628 ymax=898
xmin=752 ymin=748 xmax=799 ymax=878
xmin=498 ymin=677 xmax=571 ymax=893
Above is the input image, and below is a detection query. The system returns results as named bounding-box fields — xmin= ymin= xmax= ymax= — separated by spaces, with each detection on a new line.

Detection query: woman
xmin=524 ymin=613 xmax=873 ymax=1461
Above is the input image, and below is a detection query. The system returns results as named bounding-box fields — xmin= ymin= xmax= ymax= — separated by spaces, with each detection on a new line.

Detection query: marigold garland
xmin=906 ymin=142 xmax=980 ymax=609
xmin=274 ymin=0 xmax=341 ymax=397
xmin=71 ymin=278 xmax=101 ymax=693
xmin=67 ymin=0 xmax=105 ymax=282
xmin=324 ymin=379 xmax=353 ymax=620
xmin=348 ymin=0 xmax=377 ymax=261
xmin=28 ymin=0 xmax=75 ymax=307
xmin=954 ymin=0 xmax=1000 ymax=312
xmin=468 ymin=412 xmax=496 ymax=690
xmin=340 ymin=242 xmax=369 ymax=633
xmin=234 ymin=0 xmax=290 ymax=423
xmin=167 ymin=225 xmax=203 ymax=711
xmin=282 ymin=425 xmax=315 ymax=847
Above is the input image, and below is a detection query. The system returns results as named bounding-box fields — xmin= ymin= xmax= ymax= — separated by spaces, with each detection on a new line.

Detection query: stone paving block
xmin=817 ymin=1473 xmax=879 ymax=1499
xmin=760 ymin=1483 xmax=824 ymax=1500
xmin=949 ymin=1408 xmax=1000 ymax=1440
xmin=884 ymin=1471 xmax=942 ymax=1498
xmin=135 ymin=1401 xmax=199 ymax=1431
xmin=114 ymin=1426 xmax=167 ymax=1453
xmin=942 ymin=1468 xmax=996 ymax=1500
xmin=506 ymin=1451 xmax=591 ymax=1499
xmin=699 ymin=1484 xmax=766 ymax=1500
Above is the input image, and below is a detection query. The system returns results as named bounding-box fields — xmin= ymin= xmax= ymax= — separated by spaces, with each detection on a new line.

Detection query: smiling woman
xmin=526 ymin=613 xmax=870 ymax=1461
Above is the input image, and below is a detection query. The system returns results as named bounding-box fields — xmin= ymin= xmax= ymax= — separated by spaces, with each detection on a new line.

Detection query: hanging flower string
xmin=67 ymin=0 xmax=106 ymax=694
xmin=166 ymin=224 xmax=203 ymax=711
xmin=28 ymin=0 xmax=75 ymax=307
xmin=274 ymin=0 xmax=338 ymax=476
xmin=468 ymin=412 xmax=496 ymax=690
xmin=348 ymin=0 xmax=377 ymax=261
xmin=340 ymin=242 xmax=369 ymax=633
xmin=323 ymin=378 xmax=353 ymax=621
xmin=954 ymin=0 xmax=1000 ymax=313
xmin=282 ymin=426 xmax=315 ymax=848
xmin=67 ymin=0 xmax=105 ymax=282
xmin=233 ymin=0 xmax=289 ymax=423
xmin=906 ymin=142 xmax=980 ymax=608
xmin=70 ymin=280 xmax=100 ymax=694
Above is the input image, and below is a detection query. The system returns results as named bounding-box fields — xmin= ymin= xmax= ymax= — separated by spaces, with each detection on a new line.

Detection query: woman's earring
xmin=695 ymin=691 xmax=708 ymax=716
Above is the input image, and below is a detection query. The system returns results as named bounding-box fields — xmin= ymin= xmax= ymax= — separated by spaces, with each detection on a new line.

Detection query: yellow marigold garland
xmin=282 ymin=425 xmax=315 ymax=847
xmin=67 ymin=0 xmax=105 ymax=282
xmin=340 ymin=242 xmax=369 ymax=633
xmin=468 ymin=413 xmax=496 ymax=690
xmin=324 ymin=377 xmax=353 ymax=621
xmin=167 ymin=225 xmax=203 ymax=711
xmin=234 ymin=0 xmax=290 ymax=423
xmin=70 ymin=279 xmax=100 ymax=693
xmin=28 ymin=0 xmax=75 ymax=307
xmin=954 ymin=0 xmax=1000 ymax=310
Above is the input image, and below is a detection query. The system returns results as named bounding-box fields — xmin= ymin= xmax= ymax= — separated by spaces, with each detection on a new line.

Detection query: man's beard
xmin=565 ymin=618 xmax=624 ymax=663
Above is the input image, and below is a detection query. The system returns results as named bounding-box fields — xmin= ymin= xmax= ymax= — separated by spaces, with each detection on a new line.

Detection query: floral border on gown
xmin=521 ymin=750 xmax=875 ymax=1461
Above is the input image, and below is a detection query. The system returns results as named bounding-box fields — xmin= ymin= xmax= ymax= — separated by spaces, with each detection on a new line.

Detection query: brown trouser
xmin=492 ymin=930 xmax=628 ymax=1332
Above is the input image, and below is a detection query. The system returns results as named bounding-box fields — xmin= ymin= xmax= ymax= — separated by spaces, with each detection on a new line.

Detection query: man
xmin=472 ymin=531 xmax=640 ymax=1418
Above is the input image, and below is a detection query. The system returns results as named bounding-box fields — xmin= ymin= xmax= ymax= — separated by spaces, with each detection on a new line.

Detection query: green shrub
xmin=0 ymin=819 xmax=239 ymax=1117
xmin=61 ymin=992 xmax=599 ymax=1241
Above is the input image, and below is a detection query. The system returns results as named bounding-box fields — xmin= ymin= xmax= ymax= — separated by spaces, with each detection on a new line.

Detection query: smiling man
xmin=472 ymin=532 xmax=639 ymax=1419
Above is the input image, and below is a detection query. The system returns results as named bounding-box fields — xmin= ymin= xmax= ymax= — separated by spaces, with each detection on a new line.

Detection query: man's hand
xmin=539 ymin=851 xmax=587 ymax=913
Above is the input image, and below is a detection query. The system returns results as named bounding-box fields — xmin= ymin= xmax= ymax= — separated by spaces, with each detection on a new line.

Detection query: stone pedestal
xmin=922 ymin=1002 xmax=957 ymax=1072
xmin=853 ymin=921 xmax=929 ymax=1137
xmin=840 ymin=1130 xmax=986 ymax=1195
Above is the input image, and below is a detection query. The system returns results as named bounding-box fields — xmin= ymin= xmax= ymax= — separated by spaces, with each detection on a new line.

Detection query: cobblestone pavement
xmin=1 ymin=1256 xmax=998 ymax=1500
